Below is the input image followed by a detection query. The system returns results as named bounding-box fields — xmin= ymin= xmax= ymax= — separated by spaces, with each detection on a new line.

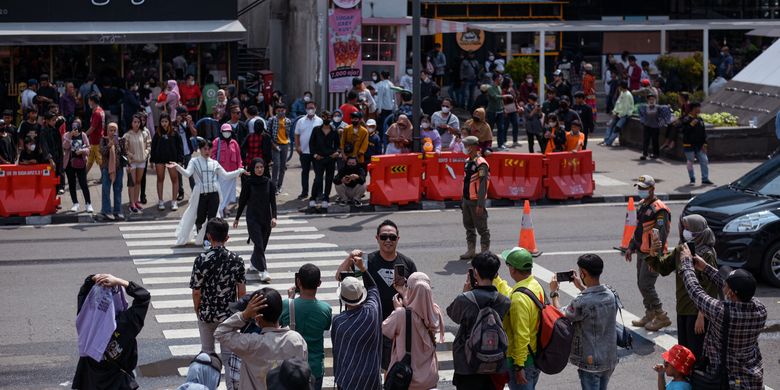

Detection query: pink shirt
xmin=211 ymin=138 xmax=242 ymax=171
xmin=382 ymin=308 xmax=439 ymax=390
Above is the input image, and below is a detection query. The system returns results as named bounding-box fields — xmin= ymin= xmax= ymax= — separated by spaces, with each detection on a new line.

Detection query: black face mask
xmin=472 ymin=116 xmax=481 ymax=122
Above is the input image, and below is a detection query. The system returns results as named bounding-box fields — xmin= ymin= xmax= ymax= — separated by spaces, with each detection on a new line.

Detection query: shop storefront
xmin=0 ymin=0 xmax=245 ymax=113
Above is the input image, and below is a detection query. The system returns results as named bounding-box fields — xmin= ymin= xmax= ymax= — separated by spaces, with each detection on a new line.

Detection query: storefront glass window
xmin=362 ymin=25 xmax=397 ymax=62
xmin=0 ymin=47 xmax=11 ymax=109
xmin=13 ymin=46 xmax=49 ymax=83
xmin=53 ymin=46 xmax=89 ymax=84
xmin=93 ymin=45 xmax=122 ymax=85
xmin=201 ymin=43 xmax=229 ymax=85
xmin=124 ymin=44 xmax=161 ymax=84
xmin=163 ymin=43 xmax=197 ymax=82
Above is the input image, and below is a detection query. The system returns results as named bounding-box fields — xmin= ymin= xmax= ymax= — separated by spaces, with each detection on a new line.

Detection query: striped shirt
xmin=177 ymin=156 xmax=244 ymax=195
xmin=331 ymin=283 xmax=382 ymax=390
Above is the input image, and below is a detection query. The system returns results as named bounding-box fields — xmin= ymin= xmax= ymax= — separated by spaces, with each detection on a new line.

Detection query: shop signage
xmin=333 ymin=0 xmax=361 ymax=9
xmin=456 ymin=30 xmax=485 ymax=52
xmin=1 ymin=0 xmax=235 ymax=22
xmin=328 ymin=6 xmax=362 ymax=93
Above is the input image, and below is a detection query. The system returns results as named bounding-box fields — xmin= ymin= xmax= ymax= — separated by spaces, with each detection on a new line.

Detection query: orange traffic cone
xmin=518 ymin=200 xmax=542 ymax=257
xmin=614 ymin=197 xmax=637 ymax=253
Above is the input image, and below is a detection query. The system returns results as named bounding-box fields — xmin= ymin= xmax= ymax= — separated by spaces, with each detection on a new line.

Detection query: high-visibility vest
xmin=468 ymin=156 xmax=490 ymax=201
xmin=639 ymin=199 xmax=671 ymax=253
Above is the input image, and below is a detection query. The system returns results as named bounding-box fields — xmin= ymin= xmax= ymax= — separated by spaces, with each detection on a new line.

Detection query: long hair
xmin=158 ymin=112 xmax=173 ymax=135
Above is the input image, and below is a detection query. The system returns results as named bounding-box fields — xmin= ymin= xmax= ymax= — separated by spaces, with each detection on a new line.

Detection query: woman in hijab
xmin=382 ymin=272 xmax=445 ymax=390
xmin=385 ymin=114 xmax=413 ymax=154
xmin=157 ymin=79 xmax=181 ymax=115
xmin=646 ymin=214 xmax=719 ymax=359
xmin=99 ymin=123 xmax=128 ymax=221
xmin=177 ymin=352 xmax=222 ymax=390
xmin=233 ymin=158 xmax=277 ymax=283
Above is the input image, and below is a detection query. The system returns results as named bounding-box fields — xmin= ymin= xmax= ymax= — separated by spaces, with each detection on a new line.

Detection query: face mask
xmin=352 ymin=122 xmax=360 ymax=129
xmin=527 ymin=78 xmax=533 ymax=84
xmin=144 ymin=84 xmax=150 ymax=89
xmin=332 ymin=116 xmax=342 ymax=122
xmin=638 ymin=189 xmax=649 ymax=199
xmin=683 ymin=229 xmax=694 ymax=241
xmin=441 ymin=106 xmax=450 ymax=114
xmin=29 ymin=144 xmax=36 ymax=151
xmin=549 ymin=122 xmax=558 ymax=127
xmin=303 ymin=96 xmax=311 ymax=102
xmin=372 ymin=76 xmax=379 ymax=82
xmin=257 ymin=95 xmax=264 ymax=103
xmin=306 ymin=108 xmax=316 ymax=116
xmin=488 ymin=56 xmax=495 ymax=61
xmin=188 ymin=80 xmax=195 ymax=86
xmin=421 ymin=123 xmax=430 ymax=129
xmin=472 ymin=116 xmax=480 ymax=122
xmin=222 ymin=131 xmax=231 ymax=139
xmin=277 ymin=111 xmax=285 ymax=117
xmin=406 ymin=69 xmax=413 ymax=76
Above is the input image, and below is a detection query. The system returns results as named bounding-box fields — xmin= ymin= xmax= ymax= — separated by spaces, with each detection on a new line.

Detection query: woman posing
xmin=99 ymin=123 xmax=128 ymax=221
xmin=62 ymin=119 xmax=93 ymax=213
xmin=150 ymin=113 xmax=182 ymax=211
xmin=122 ymin=114 xmax=151 ymax=214
xmin=233 ymin=158 xmax=277 ymax=282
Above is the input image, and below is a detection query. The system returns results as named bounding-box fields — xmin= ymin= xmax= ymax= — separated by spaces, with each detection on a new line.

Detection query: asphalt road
xmin=1 ymin=202 xmax=779 ymax=389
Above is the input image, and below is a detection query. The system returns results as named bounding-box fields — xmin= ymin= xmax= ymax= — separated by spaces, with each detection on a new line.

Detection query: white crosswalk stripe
xmin=119 ymin=218 xmax=457 ymax=389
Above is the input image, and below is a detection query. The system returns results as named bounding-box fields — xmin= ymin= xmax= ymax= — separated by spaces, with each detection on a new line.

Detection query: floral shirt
xmin=190 ymin=246 xmax=246 ymax=323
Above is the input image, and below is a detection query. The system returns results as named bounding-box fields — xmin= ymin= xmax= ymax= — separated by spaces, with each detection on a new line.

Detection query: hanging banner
xmin=328 ymin=7 xmax=362 ymax=93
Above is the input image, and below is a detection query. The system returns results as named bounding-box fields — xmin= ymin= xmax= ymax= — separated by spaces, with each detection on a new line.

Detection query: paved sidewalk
xmin=2 ymin=131 xmax=765 ymax=225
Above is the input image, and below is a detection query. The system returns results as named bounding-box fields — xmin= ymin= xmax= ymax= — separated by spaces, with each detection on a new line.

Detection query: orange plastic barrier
xmin=543 ymin=150 xmax=596 ymax=200
xmin=367 ymin=153 xmax=423 ymax=206
xmin=0 ymin=164 xmax=61 ymax=217
xmin=484 ymin=152 xmax=545 ymax=201
xmin=422 ymin=152 xmax=467 ymax=201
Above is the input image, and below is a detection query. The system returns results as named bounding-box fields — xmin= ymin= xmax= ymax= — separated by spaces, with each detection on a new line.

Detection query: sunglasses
xmin=379 ymin=234 xmax=398 ymax=242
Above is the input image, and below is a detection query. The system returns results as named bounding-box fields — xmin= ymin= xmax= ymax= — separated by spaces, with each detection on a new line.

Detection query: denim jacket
xmin=563 ymin=284 xmax=618 ymax=372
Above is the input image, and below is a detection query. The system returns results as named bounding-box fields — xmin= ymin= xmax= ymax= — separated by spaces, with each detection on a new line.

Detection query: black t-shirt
xmin=19 ymin=121 xmax=40 ymax=142
xmin=366 ymin=250 xmax=417 ymax=319
xmin=0 ymin=134 xmax=16 ymax=163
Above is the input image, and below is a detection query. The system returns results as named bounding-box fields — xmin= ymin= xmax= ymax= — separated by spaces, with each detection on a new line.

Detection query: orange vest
xmin=639 ymin=199 xmax=671 ymax=253
xmin=468 ymin=156 xmax=489 ymax=200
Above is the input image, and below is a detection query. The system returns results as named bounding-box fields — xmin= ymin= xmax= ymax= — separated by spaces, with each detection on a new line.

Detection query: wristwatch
xmin=549 ymin=291 xmax=560 ymax=298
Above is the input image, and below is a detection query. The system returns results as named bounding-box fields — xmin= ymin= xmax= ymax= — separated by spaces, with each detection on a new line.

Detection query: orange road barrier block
xmin=0 ymin=164 xmax=61 ymax=217
xmin=367 ymin=153 xmax=423 ymax=206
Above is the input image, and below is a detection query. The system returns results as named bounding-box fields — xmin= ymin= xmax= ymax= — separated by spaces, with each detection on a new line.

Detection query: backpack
xmin=463 ymin=291 xmax=509 ymax=374
xmin=384 ymin=309 xmax=413 ymax=390
xmin=515 ymin=287 xmax=573 ymax=375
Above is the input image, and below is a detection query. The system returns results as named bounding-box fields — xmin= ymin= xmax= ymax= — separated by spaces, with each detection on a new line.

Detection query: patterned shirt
xmin=268 ymin=116 xmax=291 ymax=146
xmin=680 ymin=259 xmax=767 ymax=389
xmin=190 ymin=246 xmax=246 ymax=323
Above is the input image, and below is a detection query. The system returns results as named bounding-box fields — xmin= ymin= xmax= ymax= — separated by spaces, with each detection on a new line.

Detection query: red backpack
xmin=514 ymin=287 xmax=573 ymax=375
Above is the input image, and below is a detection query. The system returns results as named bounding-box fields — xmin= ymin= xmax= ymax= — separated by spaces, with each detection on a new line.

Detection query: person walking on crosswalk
xmin=234 ymin=157 xmax=278 ymax=282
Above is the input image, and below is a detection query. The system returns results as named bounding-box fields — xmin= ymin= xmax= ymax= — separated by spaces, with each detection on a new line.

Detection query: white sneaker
xmin=158 ymin=201 xmax=165 ymax=210
xmin=85 ymin=204 xmax=94 ymax=213
xmin=322 ymin=200 xmax=329 ymax=209
xmin=248 ymin=265 xmax=259 ymax=273
xmin=259 ymin=271 xmax=271 ymax=282
xmin=171 ymin=201 xmax=178 ymax=211
xmin=70 ymin=203 xmax=80 ymax=212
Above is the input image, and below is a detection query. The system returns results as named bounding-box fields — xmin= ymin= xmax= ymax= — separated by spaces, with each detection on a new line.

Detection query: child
xmin=364 ymin=119 xmax=382 ymax=163
xmin=653 ymin=344 xmax=695 ymax=390
xmin=565 ymin=120 xmax=585 ymax=152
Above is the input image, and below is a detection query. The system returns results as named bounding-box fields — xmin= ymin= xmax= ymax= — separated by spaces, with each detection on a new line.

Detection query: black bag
xmin=690 ymin=304 xmax=730 ymax=390
xmin=613 ymin=290 xmax=633 ymax=349
xmin=384 ymin=309 xmax=413 ymax=390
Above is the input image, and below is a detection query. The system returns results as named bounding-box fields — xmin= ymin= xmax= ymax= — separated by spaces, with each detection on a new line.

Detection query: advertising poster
xmin=328 ymin=6 xmax=362 ymax=92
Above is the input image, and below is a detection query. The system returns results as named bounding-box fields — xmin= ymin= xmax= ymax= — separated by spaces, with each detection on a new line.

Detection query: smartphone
xmin=467 ymin=269 xmax=477 ymax=289
xmin=294 ymin=272 xmax=301 ymax=294
xmin=556 ymin=270 xmax=575 ymax=283
xmin=339 ymin=271 xmax=356 ymax=280
xmin=394 ymin=264 xmax=406 ymax=286
xmin=686 ymin=241 xmax=696 ymax=255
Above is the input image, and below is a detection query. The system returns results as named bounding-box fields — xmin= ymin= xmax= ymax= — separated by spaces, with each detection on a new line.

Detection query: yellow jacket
xmin=340 ymin=125 xmax=369 ymax=163
xmin=493 ymin=275 xmax=544 ymax=367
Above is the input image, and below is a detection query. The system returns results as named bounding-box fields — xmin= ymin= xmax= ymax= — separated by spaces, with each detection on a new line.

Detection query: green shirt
xmin=645 ymin=245 xmax=720 ymax=316
xmin=280 ymin=297 xmax=332 ymax=378
xmin=202 ymin=83 xmax=219 ymax=115
xmin=487 ymin=84 xmax=503 ymax=114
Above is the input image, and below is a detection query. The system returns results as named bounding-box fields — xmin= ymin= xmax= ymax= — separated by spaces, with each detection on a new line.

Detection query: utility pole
xmin=412 ymin=0 xmax=421 ymax=152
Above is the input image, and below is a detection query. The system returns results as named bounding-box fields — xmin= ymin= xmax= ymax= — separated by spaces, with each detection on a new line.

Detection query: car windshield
xmin=731 ymin=157 xmax=780 ymax=196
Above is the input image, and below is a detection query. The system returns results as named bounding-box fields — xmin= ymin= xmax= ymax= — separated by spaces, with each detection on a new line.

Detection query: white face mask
xmin=638 ymin=189 xmax=650 ymax=199
xmin=406 ymin=69 xmax=413 ymax=76
xmin=29 ymin=144 xmax=36 ymax=151
xmin=527 ymin=78 xmax=533 ymax=84
xmin=421 ymin=123 xmax=430 ymax=129
xmin=441 ymin=106 xmax=450 ymax=114
xmin=683 ymin=229 xmax=694 ymax=241
xmin=306 ymin=108 xmax=316 ymax=116
xmin=222 ymin=131 xmax=231 ymax=139
xmin=188 ymin=80 xmax=195 ymax=86
xmin=332 ymin=116 xmax=342 ymax=122
xmin=303 ymin=96 xmax=311 ymax=102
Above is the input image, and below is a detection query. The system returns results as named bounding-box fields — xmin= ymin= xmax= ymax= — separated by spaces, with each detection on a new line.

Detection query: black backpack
xmin=463 ymin=291 xmax=509 ymax=374
xmin=384 ymin=309 xmax=414 ymax=390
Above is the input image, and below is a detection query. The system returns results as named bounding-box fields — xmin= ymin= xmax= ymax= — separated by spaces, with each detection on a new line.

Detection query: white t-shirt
xmin=294 ymin=115 xmax=323 ymax=154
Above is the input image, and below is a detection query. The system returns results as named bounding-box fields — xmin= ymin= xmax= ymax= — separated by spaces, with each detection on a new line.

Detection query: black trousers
xmin=299 ymin=153 xmax=313 ymax=196
xmin=453 ymin=373 xmax=494 ymax=389
xmin=643 ymin=126 xmax=660 ymax=157
xmin=65 ymin=165 xmax=91 ymax=204
xmin=312 ymin=158 xmax=336 ymax=202
xmin=677 ymin=314 xmax=706 ymax=360
xmin=196 ymin=192 xmax=219 ymax=233
xmin=527 ymin=132 xmax=546 ymax=154
xmin=140 ymin=161 xmax=148 ymax=201
xmin=247 ymin=215 xmax=271 ymax=271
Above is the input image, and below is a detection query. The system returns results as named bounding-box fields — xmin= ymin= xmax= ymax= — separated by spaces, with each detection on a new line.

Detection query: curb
xmin=0 ymin=192 xmax=696 ymax=226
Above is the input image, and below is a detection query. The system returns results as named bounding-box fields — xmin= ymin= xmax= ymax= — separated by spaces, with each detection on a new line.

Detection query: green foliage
xmin=659 ymin=90 xmax=705 ymax=111
xmin=700 ymin=112 xmax=739 ymax=127
xmin=655 ymin=52 xmax=716 ymax=92
xmin=506 ymin=57 xmax=540 ymax=84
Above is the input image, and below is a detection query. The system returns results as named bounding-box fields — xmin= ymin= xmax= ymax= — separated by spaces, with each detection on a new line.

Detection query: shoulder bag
xmin=383 ymin=308 xmax=413 ymax=390
xmin=689 ymin=303 xmax=730 ymax=389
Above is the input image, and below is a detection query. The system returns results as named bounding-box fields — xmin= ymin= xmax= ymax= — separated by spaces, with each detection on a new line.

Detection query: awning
xmin=362 ymin=17 xmax=469 ymax=35
xmin=0 ymin=20 xmax=246 ymax=45
xmin=746 ymin=27 xmax=780 ymax=37
xmin=469 ymin=18 xmax=780 ymax=33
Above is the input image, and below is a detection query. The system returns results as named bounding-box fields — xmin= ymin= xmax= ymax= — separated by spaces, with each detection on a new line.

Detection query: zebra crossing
xmin=119 ymin=217 xmax=459 ymax=389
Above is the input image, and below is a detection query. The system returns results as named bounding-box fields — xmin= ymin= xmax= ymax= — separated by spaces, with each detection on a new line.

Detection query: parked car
xmin=683 ymin=156 xmax=780 ymax=287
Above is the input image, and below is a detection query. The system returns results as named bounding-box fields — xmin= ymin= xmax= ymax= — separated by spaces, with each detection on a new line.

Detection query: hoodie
xmin=464 ymin=108 xmax=492 ymax=143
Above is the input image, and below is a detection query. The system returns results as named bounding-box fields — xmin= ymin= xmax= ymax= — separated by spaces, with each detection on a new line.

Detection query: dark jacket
xmin=150 ymin=130 xmax=183 ymax=164
xmin=310 ymin=126 xmax=340 ymax=159
xmin=571 ymin=103 xmax=595 ymax=133
xmin=334 ymin=164 xmax=366 ymax=187
xmin=236 ymin=175 xmax=277 ymax=223
xmin=682 ymin=115 xmax=707 ymax=150
xmin=72 ymin=276 xmax=150 ymax=390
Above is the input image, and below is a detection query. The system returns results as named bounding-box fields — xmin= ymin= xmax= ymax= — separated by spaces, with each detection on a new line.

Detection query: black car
xmin=683 ymin=156 xmax=780 ymax=286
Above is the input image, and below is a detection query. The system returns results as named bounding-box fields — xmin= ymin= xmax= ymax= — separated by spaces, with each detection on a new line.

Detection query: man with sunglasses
xmin=336 ymin=219 xmax=417 ymax=370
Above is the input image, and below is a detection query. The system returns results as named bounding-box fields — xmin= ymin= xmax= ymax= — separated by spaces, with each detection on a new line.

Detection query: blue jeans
xmin=489 ymin=111 xmax=505 ymax=147
xmin=461 ymin=81 xmax=477 ymax=108
xmin=504 ymin=111 xmax=520 ymax=143
xmin=684 ymin=148 xmax=709 ymax=182
xmin=508 ymin=365 xmax=540 ymax=390
xmin=578 ymin=368 xmax=614 ymax=390
xmin=100 ymin=166 xmax=124 ymax=214
xmin=604 ymin=116 xmax=628 ymax=146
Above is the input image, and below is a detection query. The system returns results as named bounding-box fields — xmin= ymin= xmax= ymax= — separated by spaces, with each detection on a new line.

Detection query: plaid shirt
xmin=680 ymin=259 xmax=767 ymax=389
xmin=243 ymin=133 xmax=263 ymax=166
xmin=268 ymin=116 xmax=292 ymax=146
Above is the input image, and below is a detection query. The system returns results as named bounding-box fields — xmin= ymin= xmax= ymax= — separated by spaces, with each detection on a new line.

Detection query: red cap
xmin=662 ymin=344 xmax=696 ymax=376
xmin=641 ymin=79 xmax=651 ymax=86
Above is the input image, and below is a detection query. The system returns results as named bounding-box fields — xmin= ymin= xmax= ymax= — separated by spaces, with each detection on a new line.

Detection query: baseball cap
xmin=266 ymin=358 xmax=315 ymax=390
xmin=220 ymin=123 xmax=233 ymax=132
xmin=338 ymin=276 xmax=367 ymax=306
xmin=570 ymin=119 xmax=582 ymax=128
xmin=366 ymin=119 xmax=377 ymax=127
xmin=462 ymin=136 xmax=479 ymax=146
xmin=641 ymin=79 xmax=651 ymax=86
xmin=634 ymin=175 xmax=656 ymax=189
xmin=351 ymin=111 xmax=363 ymax=119
xmin=662 ymin=344 xmax=696 ymax=376
xmin=175 ymin=106 xmax=188 ymax=115
xmin=725 ymin=268 xmax=757 ymax=302
xmin=27 ymin=79 xmax=38 ymax=85
xmin=501 ymin=247 xmax=533 ymax=271
xmin=2 ymin=109 xmax=13 ymax=116
xmin=553 ymin=69 xmax=562 ymax=76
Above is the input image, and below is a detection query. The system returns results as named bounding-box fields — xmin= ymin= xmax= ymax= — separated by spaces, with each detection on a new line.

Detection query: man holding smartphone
xmin=624 ymin=175 xmax=672 ymax=331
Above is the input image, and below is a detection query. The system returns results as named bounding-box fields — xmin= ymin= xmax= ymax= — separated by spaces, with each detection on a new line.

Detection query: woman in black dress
xmin=233 ymin=157 xmax=277 ymax=282
xmin=150 ymin=113 xmax=182 ymax=211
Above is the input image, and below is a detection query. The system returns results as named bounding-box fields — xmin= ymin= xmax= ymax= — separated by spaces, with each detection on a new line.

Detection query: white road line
xmin=118 ymin=218 xmax=307 ymax=231
xmin=124 ymin=234 xmax=326 ymax=247
xmin=122 ymin=226 xmax=318 ymax=239
xmin=133 ymin=250 xmax=348 ymax=265
xmin=143 ymin=273 xmax=342 ymax=287
xmin=137 ymin=258 xmax=344 ymax=274
xmin=153 ymin=296 xmax=343 ymax=310
xmin=541 ymin=249 xmax=620 ymax=257
xmin=129 ymin=242 xmax=337 ymax=256
xmin=164 ymin=329 xmax=455 ymax=347
xmin=593 ymin=173 xmax=629 ymax=187
xmin=149 ymin=286 xmax=341 ymax=299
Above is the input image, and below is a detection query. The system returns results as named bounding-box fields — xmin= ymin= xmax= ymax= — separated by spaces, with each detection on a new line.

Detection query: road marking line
xmin=122 ymin=226 xmax=318 ymax=239
xmin=118 ymin=218 xmax=307 ymax=231
xmin=163 ymin=329 xmax=455 ymax=348
xmin=124 ymin=234 xmax=326 ymax=247
xmin=593 ymin=174 xmax=629 ymax=187
xmin=129 ymin=242 xmax=337 ymax=256
xmin=149 ymin=286 xmax=341 ymax=299
xmin=144 ymin=274 xmax=342 ymax=287
xmin=133 ymin=250 xmax=348 ymax=265
xmin=154 ymin=297 xmax=341 ymax=310
xmin=137 ymin=258 xmax=344 ymax=274
xmin=541 ymin=249 xmax=620 ymax=256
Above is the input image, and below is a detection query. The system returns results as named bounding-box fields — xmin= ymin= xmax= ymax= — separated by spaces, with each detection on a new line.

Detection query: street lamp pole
xmin=412 ymin=0 xmax=421 ymax=152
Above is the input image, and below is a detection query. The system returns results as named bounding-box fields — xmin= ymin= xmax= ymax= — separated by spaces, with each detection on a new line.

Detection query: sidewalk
xmin=2 ymin=131 xmax=764 ymax=225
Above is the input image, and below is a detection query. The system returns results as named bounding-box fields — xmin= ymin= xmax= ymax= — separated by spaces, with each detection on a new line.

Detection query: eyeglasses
xmin=379 ymin=234 xmax=398 ymax=242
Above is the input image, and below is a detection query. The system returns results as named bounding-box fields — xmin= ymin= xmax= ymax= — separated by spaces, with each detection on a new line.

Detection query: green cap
xmin=501 ymin=247 xmax=534 ymax=270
